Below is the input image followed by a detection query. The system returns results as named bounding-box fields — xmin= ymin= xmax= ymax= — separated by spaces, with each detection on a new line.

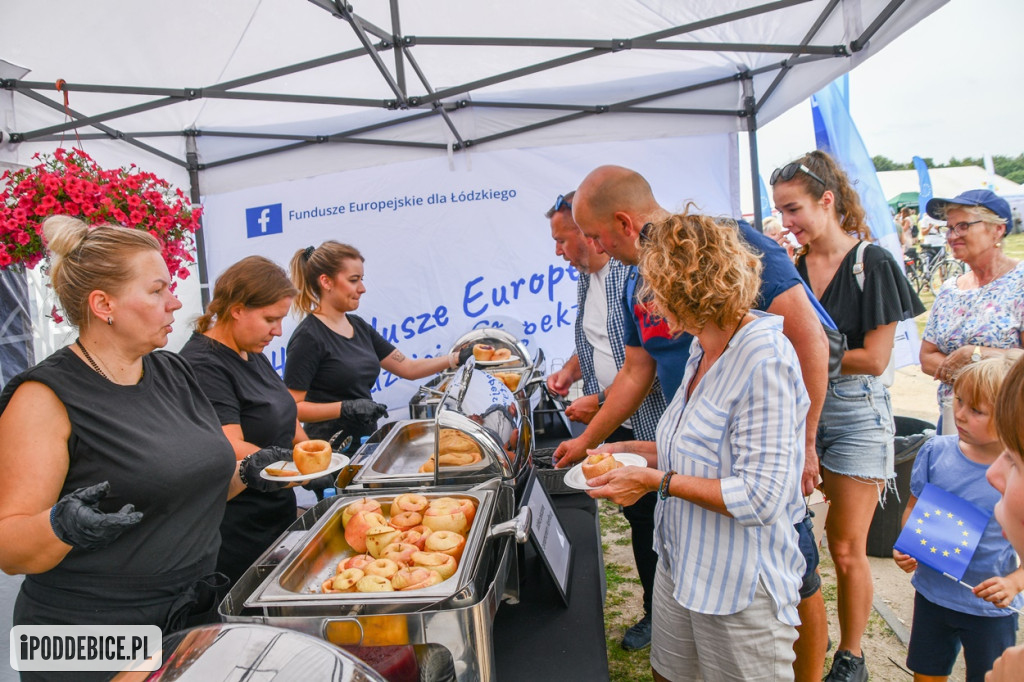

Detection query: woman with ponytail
xmin=772 ymin=151 xmax=923 ymax=682
xmin=285 ymin=241 xmax=468 ymax=451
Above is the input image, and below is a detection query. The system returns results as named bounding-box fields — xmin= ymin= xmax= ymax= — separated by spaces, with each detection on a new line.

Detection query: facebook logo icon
xmin=245 ymin=204 xmax=283 ymax=238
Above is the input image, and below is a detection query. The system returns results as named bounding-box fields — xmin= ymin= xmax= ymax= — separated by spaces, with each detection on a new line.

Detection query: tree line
xmin=872 ymin=154 xmax=1024 ymax=185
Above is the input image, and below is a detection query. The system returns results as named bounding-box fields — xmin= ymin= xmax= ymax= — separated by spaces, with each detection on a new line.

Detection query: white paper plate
xmin=474 ymin=357 xmax=519 ymax=366
xmin=564 ymin=452 xmax=649 ymax=491
xmin=259 ymin=453 xmax=350 ymax=482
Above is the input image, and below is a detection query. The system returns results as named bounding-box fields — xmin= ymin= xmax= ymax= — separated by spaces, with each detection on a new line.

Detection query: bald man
xmin=562 ymin=165 xmax=831 ymax=682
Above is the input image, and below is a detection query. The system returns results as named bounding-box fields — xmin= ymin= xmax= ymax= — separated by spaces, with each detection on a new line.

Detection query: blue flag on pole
xmin=913 ymin=156 xmax=932 ymax=215
xmin=894 ymin=483 xmax=992 ymax=581
xmin=758 ymin=175 xmax=774 ymax=225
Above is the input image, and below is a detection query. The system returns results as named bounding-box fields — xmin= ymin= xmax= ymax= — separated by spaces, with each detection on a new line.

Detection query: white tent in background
xmin=878 ymin=166 xmax=1024 ymax=204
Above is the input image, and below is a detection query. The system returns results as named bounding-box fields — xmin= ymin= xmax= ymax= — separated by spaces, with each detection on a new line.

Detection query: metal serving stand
xmin=409 ymin=328 xmax=546 ymax=422
xmin=220 ymin=360 xmax=535 ymax=681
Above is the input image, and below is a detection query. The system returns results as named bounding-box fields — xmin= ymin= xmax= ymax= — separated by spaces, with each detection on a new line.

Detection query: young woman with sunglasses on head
xmin=772 ymin=150 xmax=923 ymax=682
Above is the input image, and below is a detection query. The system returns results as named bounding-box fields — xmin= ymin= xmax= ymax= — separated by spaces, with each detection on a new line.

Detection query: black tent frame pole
xmin=742 ymin=74 xmax=763 ymax=231
xmin=185 ymin=133 xmax=211 ymax=309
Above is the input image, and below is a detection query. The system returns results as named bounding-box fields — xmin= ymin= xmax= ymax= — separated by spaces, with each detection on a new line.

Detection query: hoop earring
xmin=107 ymin=317 xmax=113 ymax=326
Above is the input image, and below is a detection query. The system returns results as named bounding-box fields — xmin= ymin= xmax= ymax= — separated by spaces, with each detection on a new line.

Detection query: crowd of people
xmin=544 ymin=157 xmax=1023 ymax=681
xmin=0 ymin=148 xmax=1022 ymax=682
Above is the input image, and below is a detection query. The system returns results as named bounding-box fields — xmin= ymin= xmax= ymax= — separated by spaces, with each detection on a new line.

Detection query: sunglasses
xmin=551 ymin=194 xmax=572 ymax=213
xmin=639 ymin=222 xmax=655 ymax=244
xmin=770 ymin=162 xmax=826 ymax=187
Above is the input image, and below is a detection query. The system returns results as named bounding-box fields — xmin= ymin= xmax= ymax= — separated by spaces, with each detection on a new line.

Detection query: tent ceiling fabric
xmin=2 ymin=0 xmax=945 ymax=192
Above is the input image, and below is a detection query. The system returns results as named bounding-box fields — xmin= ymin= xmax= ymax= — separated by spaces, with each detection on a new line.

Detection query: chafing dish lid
xmin=450 ymin=327 xmax=531 ymax=367
xmin=121 ymin=623 xmax=385 ymax=681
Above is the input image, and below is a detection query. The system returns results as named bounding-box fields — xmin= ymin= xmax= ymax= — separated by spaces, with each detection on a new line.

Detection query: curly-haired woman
xmin=772 ymin=150 xmax=924 ymax=682
xmin=586 ymin=211 xmax=809 ymax=682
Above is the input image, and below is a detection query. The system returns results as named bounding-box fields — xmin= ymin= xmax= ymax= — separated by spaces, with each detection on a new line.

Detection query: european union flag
xmin=894 ymin=483 xmax=992 ymax=581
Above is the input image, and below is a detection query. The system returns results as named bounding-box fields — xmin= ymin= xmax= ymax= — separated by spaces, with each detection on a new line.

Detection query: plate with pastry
xmin=260 ymin=440 xmax=350 ymax=481
xmin=470 ymin=343 xmax=518 ymax=366
xmin=564 ymin=452 xmax=648 ymax=490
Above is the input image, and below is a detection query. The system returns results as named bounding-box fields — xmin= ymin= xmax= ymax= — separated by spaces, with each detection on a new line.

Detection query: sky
xmin=753 ymin=0 xmax=1024 ymax=174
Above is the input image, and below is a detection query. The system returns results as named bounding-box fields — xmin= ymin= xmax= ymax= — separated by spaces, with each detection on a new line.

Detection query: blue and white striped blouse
xmin=653 ymin=312 xmax=808 ymax=626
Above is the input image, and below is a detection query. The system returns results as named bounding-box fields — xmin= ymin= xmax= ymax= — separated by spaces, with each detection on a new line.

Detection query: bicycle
xmin=906 ymin=244 xmax=965 ymax=294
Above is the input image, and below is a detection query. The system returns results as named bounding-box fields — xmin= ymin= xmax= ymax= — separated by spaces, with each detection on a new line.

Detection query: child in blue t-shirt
xmin=893 ymin=358 xmax=1024 ymax=682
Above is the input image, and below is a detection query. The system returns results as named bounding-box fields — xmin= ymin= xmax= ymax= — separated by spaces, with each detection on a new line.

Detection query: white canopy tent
xmin=3 ymin=0 xmax=945 ymax=196
xmin=0 ymin=0 xmax=947 ymax=394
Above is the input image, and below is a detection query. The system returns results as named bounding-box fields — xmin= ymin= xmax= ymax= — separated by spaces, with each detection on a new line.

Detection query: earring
xmin=107 ymin=317 xmax=113 ymax=326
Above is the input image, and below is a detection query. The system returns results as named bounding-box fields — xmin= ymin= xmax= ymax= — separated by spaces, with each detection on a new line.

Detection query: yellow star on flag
xmin=930 ymin=547 xmax=938 ymax=553
xmin=943 ymin=550 xmax=950 ymax=557
xmin=957 ymin=520 xmax=964 ymax=526
xmin=947 ymin=513 xmax=954 ymax=519
xmin=915 ymin=528 xmax=922 ymax=534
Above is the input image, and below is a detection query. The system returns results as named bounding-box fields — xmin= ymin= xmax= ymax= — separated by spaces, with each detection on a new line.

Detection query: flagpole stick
xmin=943 ymin=573 xmax=1024 ymax=616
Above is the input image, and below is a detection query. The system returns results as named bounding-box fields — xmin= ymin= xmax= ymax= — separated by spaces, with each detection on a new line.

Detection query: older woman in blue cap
xmin=920 ymin=189 xmax=1024 ymax=433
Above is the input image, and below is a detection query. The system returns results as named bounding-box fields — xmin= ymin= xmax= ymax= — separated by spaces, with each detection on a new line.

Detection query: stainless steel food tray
xmin=243 ymin=487 xmax=499 ymax=608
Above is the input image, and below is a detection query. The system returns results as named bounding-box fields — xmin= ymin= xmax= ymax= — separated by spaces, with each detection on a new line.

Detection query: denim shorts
xmin=795 ymin=511 xmax=820 ymax=599
xmin=817 ymin=374 xmax=895 ymax=480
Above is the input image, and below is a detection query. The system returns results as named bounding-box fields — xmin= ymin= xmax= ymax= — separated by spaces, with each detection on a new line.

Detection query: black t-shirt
xmin=179 ymin=332 xmax=297 ymax=583
xmin=798 ymin=242 xmax=924 ymax=350
xmin=0 ymin=348 xmax=235 ymax=579
xmin=284 ymin=313 xmax=395 ymax=403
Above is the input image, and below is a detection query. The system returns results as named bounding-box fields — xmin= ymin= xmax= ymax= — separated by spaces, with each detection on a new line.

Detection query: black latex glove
xmin=240 ymin=445 xmax=296 ymax=493
xmin=456 ymin=345 xmax=475 ymax=366
xmin=302 ymin=472 xmax=339 ymax=492
xmin=339 ymin=398 xmax=389 ymax=425
xmin=50 ymin=481 xmax=143 ymax=551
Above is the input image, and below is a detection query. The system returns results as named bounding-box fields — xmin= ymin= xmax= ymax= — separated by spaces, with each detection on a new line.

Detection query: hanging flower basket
xmin=0 ymin=147 xmax=202 ymax=285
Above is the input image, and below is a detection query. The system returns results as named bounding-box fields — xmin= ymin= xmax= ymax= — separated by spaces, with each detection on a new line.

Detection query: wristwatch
xmin=971 ymin=345 xmax=983 ymax=363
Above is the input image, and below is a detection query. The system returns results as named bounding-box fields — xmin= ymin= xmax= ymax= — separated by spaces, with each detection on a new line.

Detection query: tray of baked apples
xmin=243 ymin=484 xmax=502 ymax=607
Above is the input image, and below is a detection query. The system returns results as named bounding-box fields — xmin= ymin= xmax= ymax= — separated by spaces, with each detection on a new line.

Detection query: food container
xmin=355 ymin=361 xmax=533 ymax=494
xmin=220 ymin=479 xmax=530 ymax=682
xmin=409 ymin=327 xmax=546 ymax=421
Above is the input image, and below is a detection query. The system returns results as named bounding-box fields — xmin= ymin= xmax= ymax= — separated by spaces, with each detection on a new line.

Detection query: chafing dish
xmin=410 ymin=327 xmax=546 ymax=421
xmin=220 ymin=479 xmax=531 ymax=682
xmin=355 ymin=362 xmax=533 ymax=493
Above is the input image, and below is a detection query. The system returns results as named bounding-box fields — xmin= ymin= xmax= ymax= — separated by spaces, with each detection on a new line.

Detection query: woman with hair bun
xmin=772 ymin=150 xmax=924 ymax=682
xmin=0 ymin=217 xmax=294 ymax=681
xmin=181 ymin=255 xmax=324 ymax=585
xmin=286 ymin=241 xmax=470 ymax=450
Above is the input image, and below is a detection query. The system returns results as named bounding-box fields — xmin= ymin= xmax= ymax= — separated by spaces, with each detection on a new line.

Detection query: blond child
xmin=893 ymin=357 xmax=1024 ymax=682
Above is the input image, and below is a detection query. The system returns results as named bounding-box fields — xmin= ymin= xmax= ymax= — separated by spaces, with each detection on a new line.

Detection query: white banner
xmin=200 ymin=134 xmax=737 ymax=413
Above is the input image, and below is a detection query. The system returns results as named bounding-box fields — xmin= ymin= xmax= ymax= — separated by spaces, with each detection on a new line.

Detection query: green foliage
xmin=873 ymin=153 xmax=1024 ymax=183
xmin=872 ymin=155 xmax=912 ymax=171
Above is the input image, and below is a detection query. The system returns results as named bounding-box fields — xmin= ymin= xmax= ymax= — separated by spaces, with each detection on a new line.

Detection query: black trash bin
xmin=865 ymin=416 xmax=936 ymax=557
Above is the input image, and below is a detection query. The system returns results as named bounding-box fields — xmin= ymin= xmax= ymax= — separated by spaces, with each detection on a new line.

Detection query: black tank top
xmin=0 ymin=347 xmax=235 ymax=579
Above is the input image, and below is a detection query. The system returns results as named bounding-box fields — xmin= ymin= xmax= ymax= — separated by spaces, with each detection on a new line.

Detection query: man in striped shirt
xmin=543 ymin=190 xmax=667 ymax=650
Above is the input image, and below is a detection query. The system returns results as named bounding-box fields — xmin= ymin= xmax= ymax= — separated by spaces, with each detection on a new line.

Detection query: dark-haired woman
xmin=772 ymin=151 xmax=924 ymax=682
xmin=286 ymin=241 xmax=466 ymax=450
xmin=180 ymin=255 xmax=306 ymax=584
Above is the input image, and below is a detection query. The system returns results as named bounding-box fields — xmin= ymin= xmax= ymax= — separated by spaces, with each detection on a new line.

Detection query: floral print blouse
xmin=923 ymin=262 xmax=1024 ymax=405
